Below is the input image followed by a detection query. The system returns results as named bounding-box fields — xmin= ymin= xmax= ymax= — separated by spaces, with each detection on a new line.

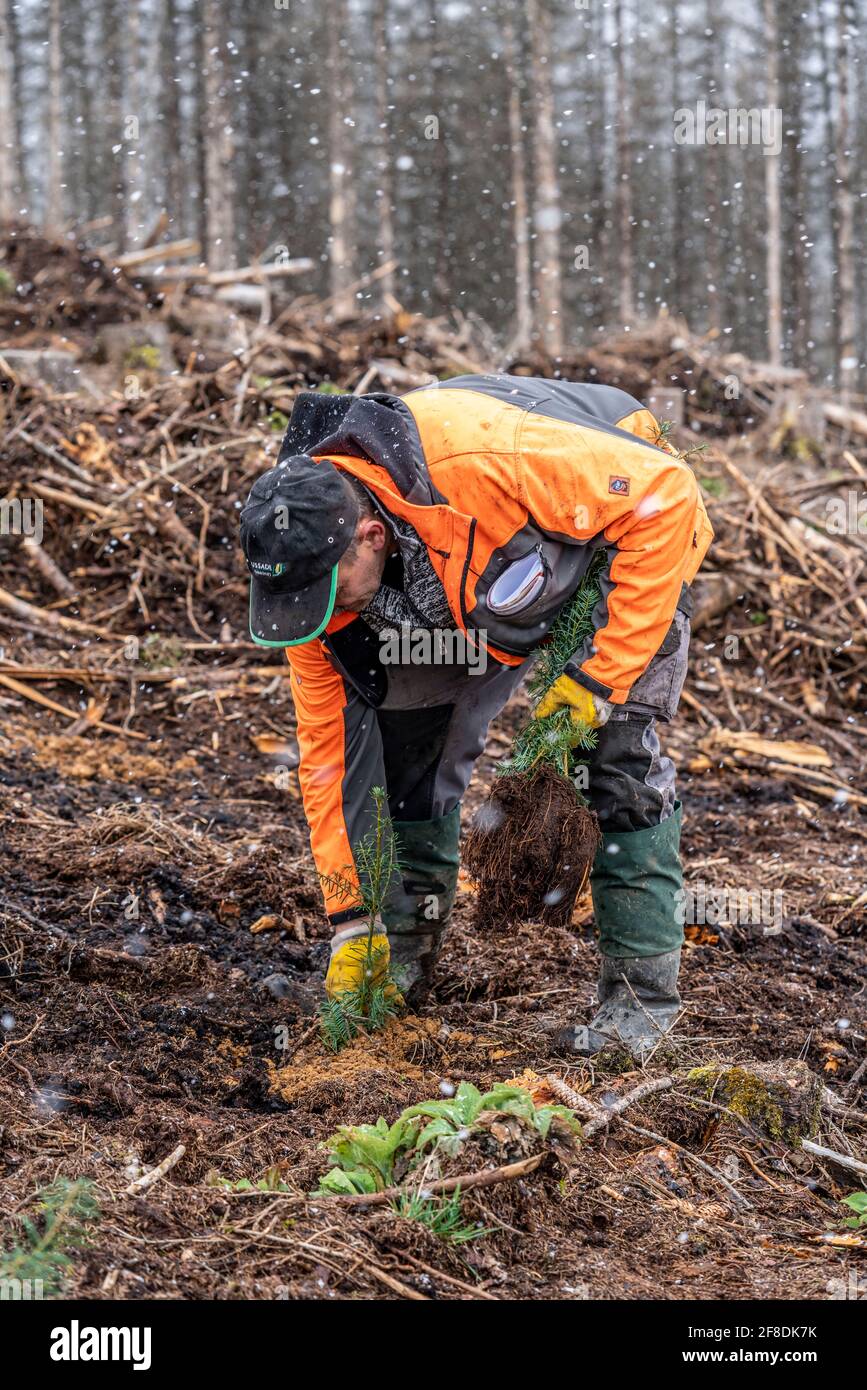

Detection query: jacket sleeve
xmin=518 ymin=412 xmax=708 ymax=703
xmin=285 ymin=639 xmax=386 ymax=923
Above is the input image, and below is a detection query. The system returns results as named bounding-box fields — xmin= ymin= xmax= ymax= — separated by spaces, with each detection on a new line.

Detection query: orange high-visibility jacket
xmin=281 ymin=375 xmax=713 ymax=918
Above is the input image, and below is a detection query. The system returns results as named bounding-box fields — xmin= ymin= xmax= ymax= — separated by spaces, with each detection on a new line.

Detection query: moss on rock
xmin=686 ymin=1060 xmax=821 ymax=1147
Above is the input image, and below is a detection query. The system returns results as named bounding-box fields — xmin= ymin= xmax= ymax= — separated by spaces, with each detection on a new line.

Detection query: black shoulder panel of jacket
xmin=279 ymin=390 xmax=445 ymax=507
xmin=278 ymin=390 xmax=356 ymax=459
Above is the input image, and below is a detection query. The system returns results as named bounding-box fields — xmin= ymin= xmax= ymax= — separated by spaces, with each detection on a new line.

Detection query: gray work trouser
xmin=344 ymin=655 xmax=531 ymax=824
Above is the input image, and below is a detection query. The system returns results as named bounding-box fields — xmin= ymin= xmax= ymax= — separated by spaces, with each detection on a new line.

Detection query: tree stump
xmin=686 ymin=1059 xmax=822 ymax=1146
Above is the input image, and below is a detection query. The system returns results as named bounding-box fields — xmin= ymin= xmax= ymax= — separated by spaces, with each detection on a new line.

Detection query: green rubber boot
xmin=554 ymin=805 xmax=685 ymax=1059
xmin=382 ymin=806 xmax=461 ymax=1001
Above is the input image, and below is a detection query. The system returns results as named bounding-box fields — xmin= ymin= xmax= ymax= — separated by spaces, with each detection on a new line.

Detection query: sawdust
xmin=8 ymin=730 xmax=199 ymax=783
xmin=269 ymin=1015 xmax=442 ymax=1103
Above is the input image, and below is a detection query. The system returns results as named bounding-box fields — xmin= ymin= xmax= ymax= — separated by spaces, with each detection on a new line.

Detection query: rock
xmin=261 ymin=972 xmax=291 ymax=1001
xmin=94 ymin=321 xmax=175 ymax=376
xmin=686 ymin=1059 xmax=822 ymax=1146
xmin=259 ymin=971 xmax=317 ymax=1015
xmin=0 ymin=348 xmax=99 ymax=396
xmin=173 ymin=298 xmax=247 ymax=363
xmin=215 ymin=284 xmax=268 ymax=314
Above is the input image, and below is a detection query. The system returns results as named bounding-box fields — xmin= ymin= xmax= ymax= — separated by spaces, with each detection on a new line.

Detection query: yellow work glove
xmin=533 ymin=674 xmax=612 ymax=729
xmin=325 ymin=922 xmax=402 ymax=1003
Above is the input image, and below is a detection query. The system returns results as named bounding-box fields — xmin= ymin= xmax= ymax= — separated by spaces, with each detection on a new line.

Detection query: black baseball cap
xmin=240 ymin=455 xmax=359 ymax=647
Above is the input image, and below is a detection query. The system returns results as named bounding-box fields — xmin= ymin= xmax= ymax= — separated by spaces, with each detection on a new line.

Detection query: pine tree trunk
xmin=425 ymin=0 xmax=450 ymax=314
xmin=526 ymin=0 xmax=563 ymax=356
xmin=98 ymin=0 xmax=126 ymax=246
xmin=835 ymin=0 xmax=857 ymax=397
xmin=613 ymin=0 xmax=634 ymax=325
xmin=504 ymin=4 xmax=532 ymax=354
xmin=763 ymin=0 xmax=783 ymax=365
xmin=162 ymin=0 xmax=184 ymax=237
xmin=237 ymin=0 xmax=262 ymax=263
xmin=194 ymin=16 xmax=207 ymax=256
xmin=587 ymin=0 xmax=607 ymax=330
xmin=372 ymin=0 xmax=396 ymax=307
xmin=670 ymin=4 xmax=687 ymax=321
xmin=813 ymin=0 xmax=840 ymax=378
xmin=781 ymin=0 xmax=809 ymax=367
xmin=6 ymin=0 xmax=24 ymax=204
xmin=123 ymin=0 xmax=144 ymax=250
xmin=0 ymin=0 xmax=17 ymax=220
xmin=703 ymin=5 xmax=722 ymax=334
xmin=202 ymin=0 xmax=236 ymax=270
xmin=45 ymin=0 xmax=63 ymax=232
xmin=327 ymin=0 xmax=356 ymax=315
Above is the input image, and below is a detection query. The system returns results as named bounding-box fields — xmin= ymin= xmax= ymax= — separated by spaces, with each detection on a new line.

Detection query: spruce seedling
xmin=0 ymin=1177 xmax=100 ymax=1297
xmin=502 ymin=549 xmax=606 ymax=782
xmin=464 ymin=555 xmax=605 ymax=928
xmin=318 ymin=785 xmax=404 ymax=1052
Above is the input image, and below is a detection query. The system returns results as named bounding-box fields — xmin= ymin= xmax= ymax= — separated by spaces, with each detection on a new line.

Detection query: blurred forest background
xmin=0 ymin=0 xmax=863 ymax=385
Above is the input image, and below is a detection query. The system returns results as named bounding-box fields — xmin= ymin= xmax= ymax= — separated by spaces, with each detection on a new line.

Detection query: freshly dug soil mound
xmin=464 ymin=766 xmax=601 ymax=930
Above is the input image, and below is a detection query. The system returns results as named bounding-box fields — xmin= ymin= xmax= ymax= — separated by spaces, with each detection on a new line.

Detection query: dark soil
xmin=1 ymin=678 xmax=865 ymax=1302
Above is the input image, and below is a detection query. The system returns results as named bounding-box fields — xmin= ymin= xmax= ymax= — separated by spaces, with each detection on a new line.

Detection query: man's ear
xmin=363 ymin=516 xmax=390 ymax=552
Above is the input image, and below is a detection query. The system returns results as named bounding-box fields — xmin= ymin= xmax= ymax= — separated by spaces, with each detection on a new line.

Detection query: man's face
xmin=333 ymin=516 xmax=391 ymax=615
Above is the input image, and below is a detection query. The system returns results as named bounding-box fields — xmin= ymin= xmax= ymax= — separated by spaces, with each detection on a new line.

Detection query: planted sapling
xmin=318 ymin=785 xmax=404 ymax=1052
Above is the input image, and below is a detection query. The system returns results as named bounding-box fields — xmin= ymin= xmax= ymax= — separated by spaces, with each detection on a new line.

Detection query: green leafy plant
xmin=318 ymin=786 xmax=404 ymax=1052
xmin=0 ymin=1178 xmax=100 ymax=1297
xmin=317 ymin=1115 xmax=416 ymax=1194
xmin=268 ymin=408 xmax=290 ymax=433
xmin=841 ymin=1191 xmax=867 ymax=1229
xmin=315 ymin=1081 xmax=582 ymax=1196
xmin=393 ymin=1187 xmax=492 ymax=1244
xmin=206 ymin=1165 xmax=291 ymax=1193
xmin=0 ymin=268 xmax=14 ymax=296
xmin=502 ymin=551 xmax=606 ymax=780
xmin=403 ymin=1080 xmax=581 ymax=1153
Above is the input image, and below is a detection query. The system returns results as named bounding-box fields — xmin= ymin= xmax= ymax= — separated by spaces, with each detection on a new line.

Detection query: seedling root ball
xmin=464 ymin=765 xmax=601 ymax=930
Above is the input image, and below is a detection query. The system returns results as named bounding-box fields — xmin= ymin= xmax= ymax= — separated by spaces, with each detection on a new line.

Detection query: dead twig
xmin=124 ymin=1143 xmax=187 ymax=1196
xmin=620 ymin=1120 xmax=754 ymax=1211
xmin=582 ymin=1076 xmax=677 ymax=1139
xmin=316 ymin=1152 xmax=546 ymax=1207
xmin=800 ymin=1139 xmax=867 ymax=1180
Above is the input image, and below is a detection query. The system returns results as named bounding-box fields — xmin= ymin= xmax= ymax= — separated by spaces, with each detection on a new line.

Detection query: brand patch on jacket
xmin=609 ymin=476 xmax=630 ymax=496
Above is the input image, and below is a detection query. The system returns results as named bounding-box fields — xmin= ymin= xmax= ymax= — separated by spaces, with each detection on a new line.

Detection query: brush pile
xmin=0 ymin=221 xmax=864 ymax=803
xmin=1 ymin=225 xmax=865 ymax=1303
